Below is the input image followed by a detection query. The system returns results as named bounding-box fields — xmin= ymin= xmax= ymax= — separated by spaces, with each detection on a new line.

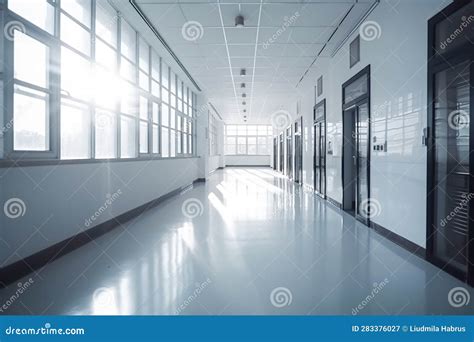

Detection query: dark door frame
xmin=273 ymin=137 xmax=277 ymax=170
xmin=286 ymin=126 xmax=293 ymax=179
xmin=341 ymin=65 xmax=371 ymax=224
xmin=314 ymin=99 xmax=326 ymax=198
xmin=427 ymin=0 xmax=474 ymax=286
xmin=294 ymin=117 xmax=303 ymax=184
xmin=279 ymin=133 xmax=284 ymax=173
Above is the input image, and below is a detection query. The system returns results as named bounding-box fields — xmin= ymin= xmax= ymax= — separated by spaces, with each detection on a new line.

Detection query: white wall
xmin=0 ymin=158 xmax=200 ymax=267
xmin=297 ymin=0 xmax=448 ymax=248
xmin=225 ymin=155 xmax=271 ymax=166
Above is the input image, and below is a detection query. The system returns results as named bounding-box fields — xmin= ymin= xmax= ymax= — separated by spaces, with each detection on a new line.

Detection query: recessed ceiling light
xmin=243 ymin=109 xmax=247 ymax=113
xmin=240 ymin=69 xmax=246 ymax=76
xmin=235 ymin=15 xmax=244 ymax=28
xmin=242 ymin=93 xmax=246 ymax=97
xmin=241 ymin=83 xmax=245 ymax=88
xmin=242 ymin=101 xmax=246 ymax=105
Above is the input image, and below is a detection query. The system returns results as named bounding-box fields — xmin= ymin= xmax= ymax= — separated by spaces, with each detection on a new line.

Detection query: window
xmin=60 ymin=99 xmax=91 ymax=160
xmin=8 ymin=0 xmax=54 ymax=34
xmin=3 ymin=0 xmax=197 ymax=160
xmin=209 ymin=113 xmax=219 ymax=156
xmin=13 ymin=32 xmax=50 ymax=152
xmin=350 ymin=35 xmax=360 ymax=68
xmin=225 ymin=125 xmax=272 ymax=156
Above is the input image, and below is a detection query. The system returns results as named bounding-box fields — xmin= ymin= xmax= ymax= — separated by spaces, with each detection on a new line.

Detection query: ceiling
xmin=133 ymin=0 xmax=377 ymax=124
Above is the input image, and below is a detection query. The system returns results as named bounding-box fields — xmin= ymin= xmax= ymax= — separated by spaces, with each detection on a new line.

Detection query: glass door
xmin=314 ymin=100 xmax=326 ymax=198
xmin=430 ymin=60 xmax=471 ymax=274
xmin=427 ymin=0 xmax=474 ymax=285
xmin=355 ymin=102 xmax=370 ymax=223
xmin=286 ymin=126 xmax=293 ymax=179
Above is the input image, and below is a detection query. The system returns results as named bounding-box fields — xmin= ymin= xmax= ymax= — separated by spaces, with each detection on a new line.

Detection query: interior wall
xmin=225 ymin=155 xmax=271 ymax=166
xmin=297 ymin=0 xmax=448 ymax=248
xmin=0 ymin=158 xmax=200 ymax=267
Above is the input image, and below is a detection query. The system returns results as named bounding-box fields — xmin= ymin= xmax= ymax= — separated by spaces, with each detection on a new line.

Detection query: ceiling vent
xmin=235 ymin=15 xmax=244 ymax=28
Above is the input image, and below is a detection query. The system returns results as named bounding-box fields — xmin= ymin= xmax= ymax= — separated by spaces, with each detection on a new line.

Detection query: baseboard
xmin=326 ymin=196 xmax=342 ymax=209
xmin=224 ymin=165 xmax=271 ymax=167
xmin=369 ymin=221 xmax=426 ymax=259
xmin=0 ymin=179 xmax=202 ymax=288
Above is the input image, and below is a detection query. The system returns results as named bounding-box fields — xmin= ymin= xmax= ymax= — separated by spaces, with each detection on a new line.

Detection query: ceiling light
xmin=235 ymin=15 xmax=245 ymax=28
xmin=243 ymin=109 xmax=247 ymax=113
xmin=240 ymin=69 xmax=246 ymax=76
xmin=242 ymin=93 xmax=246 ymax=98
xmin=242 ymin=101 xmax=246 ymax=105
xmin=241 ymin=83 xmax=245 ymax=88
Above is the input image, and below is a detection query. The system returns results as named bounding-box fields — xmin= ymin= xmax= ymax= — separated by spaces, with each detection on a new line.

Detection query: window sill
xmin=0 ymin=155 xmax=200 ymax=168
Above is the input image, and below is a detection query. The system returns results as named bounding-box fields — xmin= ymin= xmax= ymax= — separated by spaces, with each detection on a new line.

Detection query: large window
xmin=3 ymin=0 xmax=197 ymax=160
xmin=225 ymin=125 xmax=272 ymax=155
xmin=209 ymin=113 xmax=219 ymax=156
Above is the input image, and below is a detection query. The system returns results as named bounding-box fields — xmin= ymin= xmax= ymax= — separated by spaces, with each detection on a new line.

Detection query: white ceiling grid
xmin=134 ymin=0 xmax=377 ymax=124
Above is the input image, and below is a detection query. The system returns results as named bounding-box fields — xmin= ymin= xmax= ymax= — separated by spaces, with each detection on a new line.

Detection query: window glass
xmin=162 ymin=104 xmax=169 ymax=127
xmin=121 ymin=20 xmax=136 ymax=62
xmin=152 ymin=103 xmax=159 ymax=124
xmin=13 ymin=86 xmax=49 ymax=151
xmin=170 ymin=129 xmax=176 ymax=157
xmin=95 ymin=110 xmax=117 ymax=159
xmin=120 ymin=57 xmax=136 ymax=83
xmin=120 ymin=116 xmax=137 ymax=158
xmin=161 ymin=127 xmax=169 ymax=157
xmin=139 ymin=121 xmax=148 ymax=154
xmin=162 ymin=63 xmax=169 ymax=89
xmin=95 ymin=39 xmax=117 ymax=70
xmin=61 ymin=46 xmax=91 ymax=100
xmin=14 ymin=32 xmax=49 ymax=88
xmin=139 ymin=97 xmax=148 ymax=120
xmin=152 ymin=51 xmax=160 ymax=80
xmin=96 ymin=0 xmax=118 ymax=46
xmin=61 ymin=0 xmax=92 ymax=28
xmin=93 ymin=66 xmax=118 ymax=109
xmin=152 ymin=125 xmax=159 ymax=154
xmin=61 ymin=99 xmax=91 ymax=159
xmin=61 ymin=13 xmax=91 ymax=56
xmin=139 ymin=38 xmax=149 ymax=72
xmin=9 ymin=0 xmax=55 ymax=34
xmin=120 ymin=81 xmax=137 ymax=115
xmin=237 ymin=137 xmax=246 ymax=154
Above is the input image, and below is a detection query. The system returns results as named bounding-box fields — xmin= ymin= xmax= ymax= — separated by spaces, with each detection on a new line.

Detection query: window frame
xmin=1 ymin=0 xmax=197 ymax=164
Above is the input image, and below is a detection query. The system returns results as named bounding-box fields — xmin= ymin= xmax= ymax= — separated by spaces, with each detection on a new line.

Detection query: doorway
xmin=273 ymin=137 xmax=277 ymax=171
xmin=427 ymin=0 xmax=474 ymax=285
xmin=294 ymin=118 xmax=303 ymax=184
xmin=279 ymin=133 xmax=284 ymax=173
xmin=342 ymin=66 xmax=371 ymax=224
xmin=314 ymin=99 xmax=326 ymax=198
xmin=286 ymin=126 xmax=293 ymax=179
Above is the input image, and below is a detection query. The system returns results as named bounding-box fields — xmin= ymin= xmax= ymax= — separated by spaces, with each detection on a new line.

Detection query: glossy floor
xmin=1 ymin=168 xmax=472 ymax=315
